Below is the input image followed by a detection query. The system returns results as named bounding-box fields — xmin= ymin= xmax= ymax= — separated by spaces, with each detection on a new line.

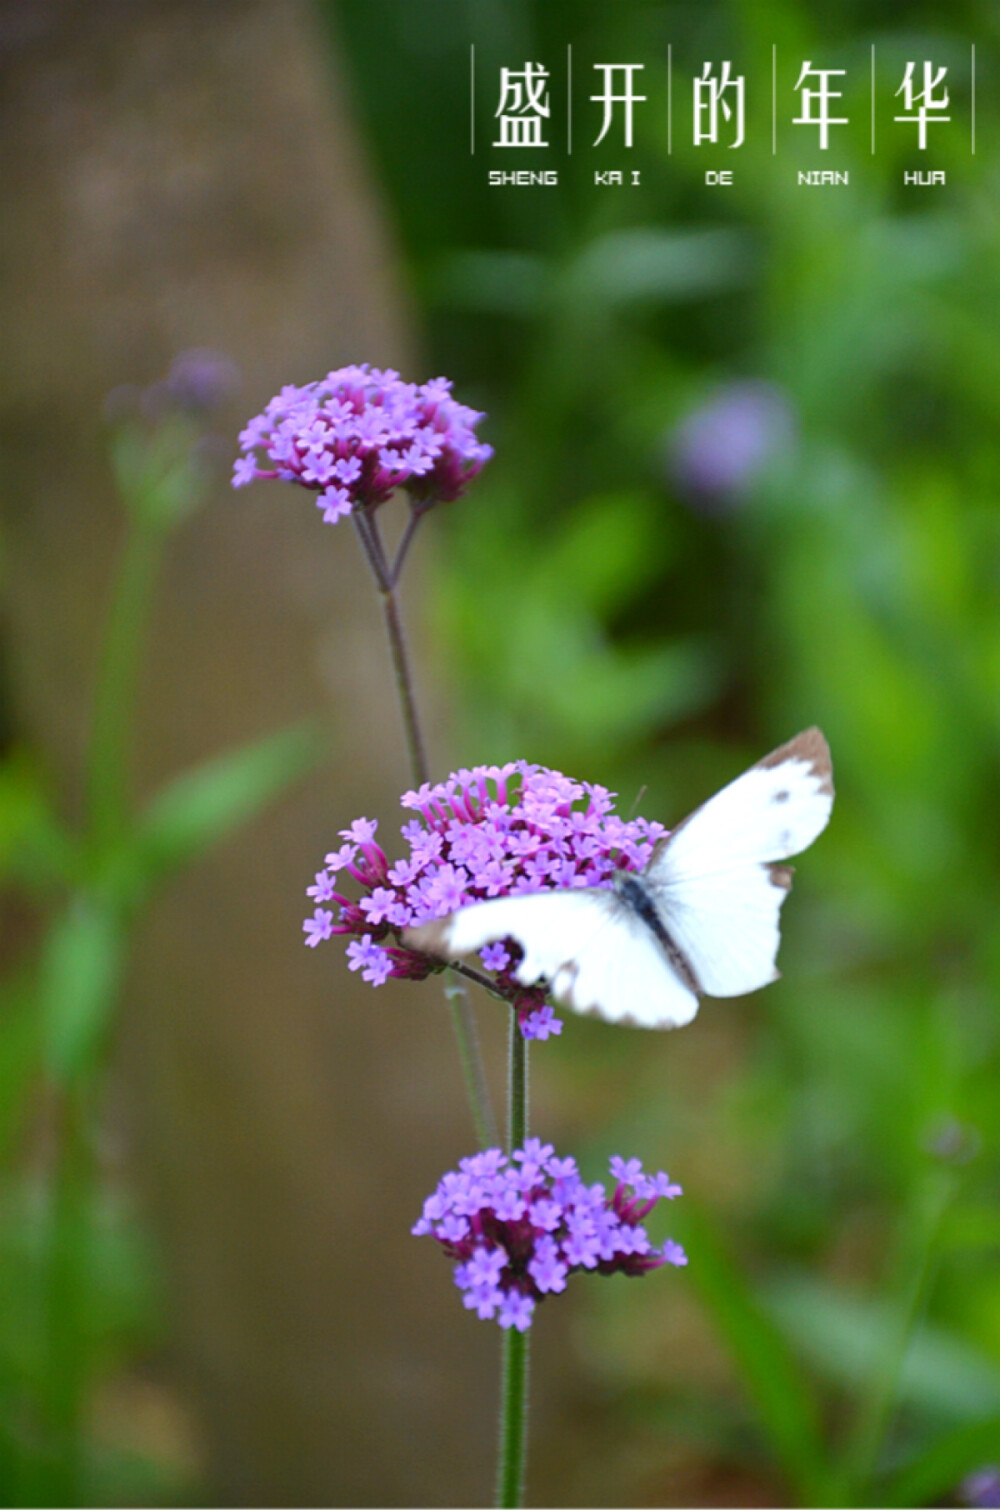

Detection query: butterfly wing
xmin=645 ymin=728 xmax=834 ymax=998
xmin=406 ymin=889 xmax=699 ymax=1029
xmin=405 ymin=729 xmax=831 ymax=1022
xmin=559 ymin=904 xmax=699 ymax=1027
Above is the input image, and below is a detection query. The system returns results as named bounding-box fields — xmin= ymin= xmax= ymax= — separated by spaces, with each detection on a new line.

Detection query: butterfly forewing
xmin=647 ymin=863 xmax=791 ymax=996
xmin=649 ymin=728 xmax=833 ymax=879
xmin=421 ymin=889 xmax=616 ymax=987
xmin=644 ymin=728 xmax=833 ymax=997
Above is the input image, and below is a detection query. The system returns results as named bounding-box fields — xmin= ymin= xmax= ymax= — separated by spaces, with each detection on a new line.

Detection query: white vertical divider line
xmin=567 ymin=44 xmax=573 ymax=154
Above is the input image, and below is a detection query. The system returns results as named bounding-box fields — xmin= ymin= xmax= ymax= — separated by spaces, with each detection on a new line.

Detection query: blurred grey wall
xmin=0 ymin=1 xmax=504 ymax=1502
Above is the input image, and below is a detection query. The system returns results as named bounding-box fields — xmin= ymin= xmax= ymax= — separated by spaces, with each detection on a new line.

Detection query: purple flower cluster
xmin=303 ymin=762 xmax=667 ymax=1039
xmin=413 ymin=1140 xmax=686 ymax=1330
xmin=232 ymin=363 xmax=492 ymax=523
xmin=667 ymin=380 xmax=795 ymax=515
xmin=965 ymin=1470 xmax=1000 ymax=1509
xmin=105 ymin=349 xmax=240 ymax=425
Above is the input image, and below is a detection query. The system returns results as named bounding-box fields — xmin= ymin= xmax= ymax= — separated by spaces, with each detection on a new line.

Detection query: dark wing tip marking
xmin=652 ymin=728 xmax=834 ymax=861
xmin=403 ymin=919 xmax=454 ymax=959
xmin=757 ymin=726 xmax=834 ymax=797
xmin=768 ymin=863 xmax=795 ymax=891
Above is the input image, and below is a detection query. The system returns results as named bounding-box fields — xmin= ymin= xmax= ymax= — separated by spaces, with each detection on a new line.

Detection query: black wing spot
xmin=774 ymin=789 xmax=790 ymax=803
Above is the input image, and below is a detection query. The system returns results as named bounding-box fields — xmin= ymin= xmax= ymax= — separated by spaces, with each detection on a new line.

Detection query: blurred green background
xmin=1 ymin=0 xmax=999 ymax=1505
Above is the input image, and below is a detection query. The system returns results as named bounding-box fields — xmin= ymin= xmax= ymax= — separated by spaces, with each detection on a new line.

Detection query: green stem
xmin=391 ymin=506 xmax=423 ymax=586
xmin=497 ymin=1327 xmax=530 ymax=1509
xmin=841 ymin=1168 xmax=954 ymax=1501
xmin=443 ymin=972 xmax=498 ymax=1149
xmin=507 ymin=1008 xmax=528 ymax=1154
xmin=496 ymin=1011 xmax=530 ymax=1508
xmin=350 ymin=510 xmax=428 ymax=784
xmin=349 ymin=507 xmax=499 ymax=1151
xmin=41 ymin=1085 xmax=92 ymax=1505
xmin=87 ymin=516 xmax=169 ymax=854
xmin=377 ymin=581 xmax=429 ymax=786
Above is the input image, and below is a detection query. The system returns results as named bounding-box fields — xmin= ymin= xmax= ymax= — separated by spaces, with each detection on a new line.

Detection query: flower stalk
xmin=497 ymin=1011 xmax=530 ymax=1507
xmin=349 ymin=495 xmax=493 ymax=1151
xmin=497 ymin=1321 xmax=530 ymax=1509
xmin=238 ymin=364 xmax=690 ymax=1510
xmin=350 ymin=508 xmax=430 ymax=786
xmin=444 ymin=973 xmax=498 ymax=1150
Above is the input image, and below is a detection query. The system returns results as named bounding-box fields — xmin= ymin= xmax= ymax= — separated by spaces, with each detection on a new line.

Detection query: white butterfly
xmin=404 ymin=729 xmax=834 ymax=1029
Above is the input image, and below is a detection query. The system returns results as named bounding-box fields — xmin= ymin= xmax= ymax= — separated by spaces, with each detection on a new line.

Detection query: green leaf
xmin=110 ymin=418 xmax=209 ymax=529
xmin=0 ymin=750 xmax=77 ymax=890
xmin=0 ymin=1175 xmax=155 ymax=1388
xmin=671 ymin=1202 xmax=834 ymax=1506
xmin=0 ymin=973 xmax=42 ymax=1162
xmin=568 ymin=227 xmax=752 ymax=307
xmin=428 ymin=250 xmax=549 ymax=317
xmin=39 ymin=901 xmax=125 ymax=1084
xmin=113 ymin=722 xmax=322 ymax=904
xmin=762 ymin=1273 xmax=1000 ymax=1422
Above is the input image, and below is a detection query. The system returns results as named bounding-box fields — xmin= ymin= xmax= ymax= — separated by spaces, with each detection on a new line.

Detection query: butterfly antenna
xmin=627 ymin=784 xmax=648 ymax=818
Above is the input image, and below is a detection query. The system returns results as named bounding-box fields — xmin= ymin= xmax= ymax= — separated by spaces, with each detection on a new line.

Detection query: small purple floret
xmin=415 ymin=1144 xmax=686 ymax=1330
xmin=303 ymin=909 xmax=334 ymax=948
xmin=521 ymin=1004 xmax=563 ymax=1041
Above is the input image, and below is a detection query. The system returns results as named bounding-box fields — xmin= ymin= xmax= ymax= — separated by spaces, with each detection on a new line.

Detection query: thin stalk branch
xmin=378 ymin=585 xmax=429 ymax=785
xmin=448 ymin=959 xmax=510 ymax=1004
xmin=391 ymin=507 xmax=423 ymax=586
xmin=349 ymin=500 xmax=497 ymax=1155
xmin=350 ymin=509 xmax=428 ymax=784
xmin=367 ymin=510 xmax=395 ymax=586
xmin=351 ymin=509 xmax=390 ymax=591
xmin=443 ymin=972 xmax=498 ymax=1150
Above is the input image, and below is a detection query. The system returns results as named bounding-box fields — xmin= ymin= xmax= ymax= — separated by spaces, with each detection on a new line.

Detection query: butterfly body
xmin=405 ymin=729 xmax=833 ymax=1030
xmin=611 ymin=871 xmax=701 ymax=996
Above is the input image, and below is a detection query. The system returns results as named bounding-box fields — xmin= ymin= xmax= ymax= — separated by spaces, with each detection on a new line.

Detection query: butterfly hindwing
xmin=646 ymin=862 xmax=793 ymax=997
xmin=553 ymin=905 xmax=700 ymax=1027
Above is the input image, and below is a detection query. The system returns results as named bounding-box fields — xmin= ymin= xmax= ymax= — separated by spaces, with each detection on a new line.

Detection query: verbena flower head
xmin=413 ymin=1141 xmax=686 ymax=1330
xmin=668 ymin=379 xmax=794 ymax=514
xmin=148 ymin=348 xmax=241 ymax=418
xmin=303 ymin=762 xmax=667 ymax=1039
xmin=232 ymin=364 xmax=492 ymax=523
